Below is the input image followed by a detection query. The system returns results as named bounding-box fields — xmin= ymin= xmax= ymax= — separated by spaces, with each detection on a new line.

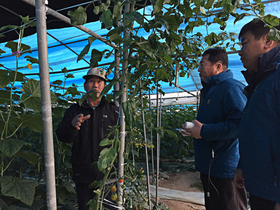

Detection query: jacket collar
xmin=242 ymin=46 xmax=280 ymax=99
xmin=257 ymin=46 xmax=280 ymax=74
xmin=203 ymin=69 xmax=233 ymax=86
xmin=81 ymin=96 xmax=107 ymax=108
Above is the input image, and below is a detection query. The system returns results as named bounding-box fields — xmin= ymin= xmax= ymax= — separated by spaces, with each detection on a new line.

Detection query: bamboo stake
xmin=139 ymin=78 xmax=151 ymax=210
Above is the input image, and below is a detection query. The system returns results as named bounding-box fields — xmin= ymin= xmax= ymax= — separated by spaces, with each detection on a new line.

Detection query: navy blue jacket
xmin=238 ymin=46 xmax=280 ymax=203
xmin=195 ymin=69 xmax=246 ymax=178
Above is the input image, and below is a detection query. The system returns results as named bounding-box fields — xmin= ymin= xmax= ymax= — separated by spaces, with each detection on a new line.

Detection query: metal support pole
xmin=35 ymin=0 xmax=56 ymax=209
xmin=118 ymin=3 xmax=130 ymax=208
xmin=149 ymin=88 xmax=155 ymax=179
xmin=156 ymin=85 xmax=160 ymax=206
xmin=114 ymin=49 xmax=120 ymax=107
xmin=139 ymin=79 xmax=151 ymax=210
xmin=159 ymin=92 xmax=162 ymax=127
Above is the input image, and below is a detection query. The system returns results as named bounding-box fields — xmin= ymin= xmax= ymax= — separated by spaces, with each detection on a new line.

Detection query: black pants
xmin=200 ymin=173 xmax=247 ymax=210
xmin=76 ymin=182 xmax=117 ymax=210
xmin=249 ymin=193 xmax=276 ymax=210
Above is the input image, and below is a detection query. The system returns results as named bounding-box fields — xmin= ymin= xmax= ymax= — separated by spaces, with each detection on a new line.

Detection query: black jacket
xmin=56 ymin=97 xmax=119 ymax=183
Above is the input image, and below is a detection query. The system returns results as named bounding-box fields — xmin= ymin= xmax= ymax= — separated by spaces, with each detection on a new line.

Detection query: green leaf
xmin=153 ymin=0 xmax=164 ymax=14
xmin=99 ymin=2 xmax=110 ymax=12
xmin=68 ymin=6 xmax=87 ymax=25
xmin=99 ymin=79 xmax=117 ymax=98
xmin=9 ymin=71 xmax=25 ymax=82
xmin=154 ymin=127 xmax=165 ymax=138
xmin=182 ymin=5 xmax=193 ymax=18
xmin=0 ymin=89 xmax=10 ymax=104
xmin=155 ymin=68 xmax=169 ymax=81
xmin=205 ymin=0 xmax=215 ymax=9
xmin=10 ymin=114 xmax=43 ymax=132
xmin=56 ymin=185 xmax=69 ymax=203
xmin=268 ymin=28 xmax=280 ymax=41
xmin=93 ymin=5 xmax=100 ymax=14
xmin=0 ymin=197 xmax=9 ymax=209
xmin=90 ymin=49 xmax=103 ymax=67
xmin=0 ymin=70 xmax=10 ymax=88
xmin=15 ymin=150 xmax=40 ymax=166
xmin=113 ymin=2 xmax=123 ymax=20
xmin=89 ymin=195 xmax=99 ymax=210
xmin=62 ymin=181 xmax=76 ymax=194
xmin=21 ymin=79 xmax=41 ymax=112
xmin=233 ymin=13 xmax=250 ymax=24
xmin=110 ymin=33 xmax=122 ymax=44
xmin=56 ymin=181 xmax=76 ymax=203
xmin=77 ymin=37 xmax=96 ymax=62
xmin=0 ymin=176 xmax=38 ymax=206
xmin=265 ymin=15 xmax=280 ymax=27
xmin=24 ymin=56 xmax=39 ymax=64
xmin=0 ymin=69 xmax=25 ymax=85
xmin=66 ymin=86 xmax=81 ymax=97
xmin=124 ymin=11 xmax=144 ymax=25
xmin=97 ymin=147 xmax=116 ymax=171
xmin=21 ymin=79 xmax=57 ymax=112
xmin=79 ymin=94 xmax=88 ymax=106
xmin=139 ymin=43 xmax=156 ymax=59
xmin=0 ymin=25 xmax=20 ymax=32
xmin=65 ymin=74 xmax=74 ymax=79
xmin=5 ymin=42 xmax=32 ymax=55
xmin=0 ymin=49 xmax=5 ymax=55
xmin=165 ymin=130 xmax=178 ymax=141
xmin=122 ymin=101 xmax=132 ymax=125
xmin=100 ymin=9 xmax=113 ymax=29
xmin=223 ymin=3 xmax=233 ymax=14
xmin=0 ymin=138 xmax=31 ymax=157
xmin=135 ymin=63 xmax=147 ymax=78
xmin=99 ymin=138 xmax=114 ymax=146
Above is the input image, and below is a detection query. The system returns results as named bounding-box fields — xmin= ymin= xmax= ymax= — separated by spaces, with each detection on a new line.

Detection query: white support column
xmin=35 ymin=0 xmax=57 ymax=209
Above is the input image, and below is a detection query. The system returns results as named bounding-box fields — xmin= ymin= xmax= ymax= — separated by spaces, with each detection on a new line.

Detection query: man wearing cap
xmin=56 ymin=68 xmax=119 ymax=210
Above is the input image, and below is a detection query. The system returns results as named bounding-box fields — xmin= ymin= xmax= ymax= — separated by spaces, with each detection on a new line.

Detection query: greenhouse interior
xmin=0 ymin=0 xmax=280 ymax=209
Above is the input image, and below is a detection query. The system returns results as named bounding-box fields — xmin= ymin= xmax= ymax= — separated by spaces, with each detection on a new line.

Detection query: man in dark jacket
xmin=234 ymin=18 xmax=280 ymax=210
xmin=182 ymin=48 xmax=247 ymax=210
xmin=56 ymin=68 xmax=119 ymax=210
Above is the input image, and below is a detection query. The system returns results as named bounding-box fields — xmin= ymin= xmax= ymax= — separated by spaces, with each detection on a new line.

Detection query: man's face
xmin=239 ymin=31 xmax=266 ymax=72
xmin=84 ymin=76 xmax=106 ymax=98
xmin=198 ymin=54 xmax=217 ymax=82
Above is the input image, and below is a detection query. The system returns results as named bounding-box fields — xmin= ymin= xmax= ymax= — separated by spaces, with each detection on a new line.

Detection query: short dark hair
xmin=202 ymin=47 xmax=228 ymax=68
xmin=239 ymin=18 xmax=280 ymax=40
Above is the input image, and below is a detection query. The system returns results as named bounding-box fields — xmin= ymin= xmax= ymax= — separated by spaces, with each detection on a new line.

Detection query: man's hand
xmin=181 ymin=120 xmax=202 ymax=139
xmin=234 ymin=169 xmax=245 ymax=188
xmin=275 ymin=203 xmax=280 ymax=210
xmin=71 ymin=114 xmax=91 ymax=130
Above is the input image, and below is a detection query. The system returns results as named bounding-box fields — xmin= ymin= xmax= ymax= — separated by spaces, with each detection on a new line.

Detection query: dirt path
xmin=158 ymin=171 xmax=206 ymax=210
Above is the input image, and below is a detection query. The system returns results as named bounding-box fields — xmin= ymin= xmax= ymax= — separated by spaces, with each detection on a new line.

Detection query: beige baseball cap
xmin=83 ymin=67 xmax=107 ymax=81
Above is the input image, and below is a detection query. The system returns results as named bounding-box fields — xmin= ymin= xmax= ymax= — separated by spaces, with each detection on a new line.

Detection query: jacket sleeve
xmin=200 ymin=83 xmax=247 ymax=141
xmin=55 ymin=105 xmax=80 ymax=143
xmin=275 ymin=76 xmax=280 ymax=183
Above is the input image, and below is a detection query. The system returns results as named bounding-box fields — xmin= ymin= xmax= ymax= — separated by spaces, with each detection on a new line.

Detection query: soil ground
xmin=158 ymin=171 xmax=206 ymax=210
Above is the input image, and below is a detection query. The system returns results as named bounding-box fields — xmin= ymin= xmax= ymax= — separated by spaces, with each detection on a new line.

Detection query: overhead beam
xmin=21 ymin=0 xmax=118 ymax=49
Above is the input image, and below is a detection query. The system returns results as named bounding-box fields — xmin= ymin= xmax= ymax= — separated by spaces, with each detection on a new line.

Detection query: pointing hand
xmin=71 ymin=114 xmax=91 ymax=130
